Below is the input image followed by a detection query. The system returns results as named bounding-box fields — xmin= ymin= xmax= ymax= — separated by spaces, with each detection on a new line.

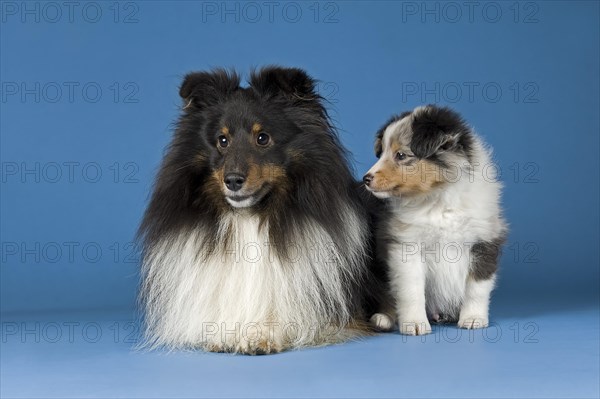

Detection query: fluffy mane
xmin=137 ymin=67 xmax=376 ymax=352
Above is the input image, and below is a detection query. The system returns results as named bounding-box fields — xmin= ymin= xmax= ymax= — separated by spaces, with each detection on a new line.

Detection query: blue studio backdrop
xmin=1 ymin=1 xmax=599 ymax=398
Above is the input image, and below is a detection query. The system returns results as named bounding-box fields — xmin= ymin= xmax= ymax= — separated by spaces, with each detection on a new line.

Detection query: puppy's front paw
xmin=370 ymin=313 xmax=395 ymax=331
xmin=398 ymin=319 xmax=432 ymax=336
xmin=458 ymin=316 xmax=489 ymax=329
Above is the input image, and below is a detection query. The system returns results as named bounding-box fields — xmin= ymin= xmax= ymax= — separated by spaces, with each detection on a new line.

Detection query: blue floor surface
xmin=2 ymin=299 xmax=599 ymax=398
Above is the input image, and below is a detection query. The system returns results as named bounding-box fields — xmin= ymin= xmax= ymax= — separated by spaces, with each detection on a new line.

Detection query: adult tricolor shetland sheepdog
xmin=138 ymin=66 xmax=379 ymax=354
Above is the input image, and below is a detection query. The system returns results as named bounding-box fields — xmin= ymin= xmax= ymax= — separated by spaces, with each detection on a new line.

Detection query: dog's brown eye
xmin=256 ymin=133 xmax=270 ymax=146
xmin=218 ymin=135 xmax=229 ymax=148
xmin=395 ymin=152 xmax=406 ymax=161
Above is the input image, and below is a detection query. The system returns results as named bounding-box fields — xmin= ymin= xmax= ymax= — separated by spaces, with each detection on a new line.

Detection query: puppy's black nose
xmin=363 ymin=174 xmax=373 ymax=186
xmin=224 ymin=173 xmax=246 ymax=192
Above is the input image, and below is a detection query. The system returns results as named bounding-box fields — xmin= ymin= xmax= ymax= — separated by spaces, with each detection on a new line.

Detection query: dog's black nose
xmin=224 ymin=173 xmax=246 ymax=192
xmin=363 ymin=174 xmax=373 ymax=186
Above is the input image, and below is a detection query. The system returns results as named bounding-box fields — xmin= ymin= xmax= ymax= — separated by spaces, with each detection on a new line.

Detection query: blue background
xmin=1 ymin=1 xmax=599 ymax=398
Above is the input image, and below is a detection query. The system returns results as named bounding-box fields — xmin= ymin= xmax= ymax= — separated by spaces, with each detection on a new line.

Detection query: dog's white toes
xmin=458 ymin=316 xmax=489 ymax=329
xmin=370 ymin=313 xmax=395 ymax=331
xmin=399 ymin=320 xmax=432 ymax=336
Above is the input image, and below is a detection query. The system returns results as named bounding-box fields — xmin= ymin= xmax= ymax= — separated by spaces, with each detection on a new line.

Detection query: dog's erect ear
xmin=249 ymin=66 xmax=318 ymax=101
xmin=410 ymin=105 xmax=469 ymax=158
xmin=179 ymin=69 xmax=240 ymax=109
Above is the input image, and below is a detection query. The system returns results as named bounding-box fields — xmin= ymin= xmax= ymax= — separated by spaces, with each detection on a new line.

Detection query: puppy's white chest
xmin=402 ymin=206 xmax=471 ymax=244
xmin=423 ymin=241 xmax=470 ymax=290
xmin=398 ymin=207 xmax=472 ymax=315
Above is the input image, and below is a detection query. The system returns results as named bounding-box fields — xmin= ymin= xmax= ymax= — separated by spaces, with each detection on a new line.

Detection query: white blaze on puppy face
xmin=366 ymin=116 xmax=445 ymax=198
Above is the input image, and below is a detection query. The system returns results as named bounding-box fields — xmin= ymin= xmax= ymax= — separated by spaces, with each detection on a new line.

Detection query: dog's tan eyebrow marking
xmin=251 ymin=123 xmax=262 ymax=134
xmin=220 ymin=126 xmax=229 ymax=135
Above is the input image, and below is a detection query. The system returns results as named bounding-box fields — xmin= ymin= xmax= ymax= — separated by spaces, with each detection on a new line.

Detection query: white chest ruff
xmin=141 ymin=211 xmax=365 ymax=349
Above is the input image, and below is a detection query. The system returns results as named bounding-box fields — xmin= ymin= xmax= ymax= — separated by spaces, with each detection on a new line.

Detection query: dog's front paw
xmin=370 ymin=313 xmax=395 ymax=331
xmin=250 ymin=340 xmax=284 ymax=355
xmin=204 ymin=342 xmax=229 ymax=353
xmin=236 ymin=339 xmax=284 ymax=355
xmin=458 ymin=315 xmax=489 ymax=329
xmin=398 ymin=319 xmax=432 ymax=336
xmin=204 ymin=339 xmax=284 ymax=355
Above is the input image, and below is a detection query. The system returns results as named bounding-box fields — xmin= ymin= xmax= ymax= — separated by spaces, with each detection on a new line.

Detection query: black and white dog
xmin=138 ymin=66 xmax=380 ymax=354
xmin=364 ymin=105 xmax=506 ymax=335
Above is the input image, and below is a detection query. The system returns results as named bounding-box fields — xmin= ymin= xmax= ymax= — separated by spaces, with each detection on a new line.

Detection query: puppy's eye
xmin=218 ymin=135 xmax=229 ymax=148
xmin=256 ymin=133 xmax=270 ymax=146
xmin=395 ymin=152 xmax=407 ymax=161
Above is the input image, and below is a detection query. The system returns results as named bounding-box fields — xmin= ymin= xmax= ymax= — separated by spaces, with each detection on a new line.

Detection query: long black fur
xmin=138 ymin=66 xmax=382 ymax=345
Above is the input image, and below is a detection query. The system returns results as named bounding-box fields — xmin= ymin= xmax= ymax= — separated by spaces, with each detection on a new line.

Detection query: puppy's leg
xmin=458 ymin=276 xmax=495 ymax=329
xmin=390 ymin=244 xmax=431 ymax=335
xmin=459 ymin=239 xmax=501 ymax=329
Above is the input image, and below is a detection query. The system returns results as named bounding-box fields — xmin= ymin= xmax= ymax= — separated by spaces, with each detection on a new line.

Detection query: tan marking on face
xmin=251 ymin=123 xmax=262 ymax=135
xmin=211 ymin=168 xmax=225 ymax=191
xmin=203 ymin=167 xmax=231 ymax=212
xmin=244 ymin=163 xmax=287 ymax=192
xmin=220 ymin=126 xmax=229 ymax=135
xmin=369 ymin=158 xmax=445 ymax=196
xmin=212 ymin=162 xmax=288 ymax=197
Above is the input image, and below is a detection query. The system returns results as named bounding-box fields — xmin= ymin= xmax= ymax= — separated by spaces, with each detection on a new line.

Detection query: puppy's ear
xmin=249 ymin=66 xmax=318 ymax=101
xmin=438 ymin=133 xmax=460 ymax=151
xmin=410 ymin=105 xmax=469 ymax=158
xmin=179 ymin=69 xmax=240 ymax=109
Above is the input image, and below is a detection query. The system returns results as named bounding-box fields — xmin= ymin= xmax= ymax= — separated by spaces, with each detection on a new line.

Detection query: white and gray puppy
xmin=363 ymin=105 xmax=507 ymax=335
